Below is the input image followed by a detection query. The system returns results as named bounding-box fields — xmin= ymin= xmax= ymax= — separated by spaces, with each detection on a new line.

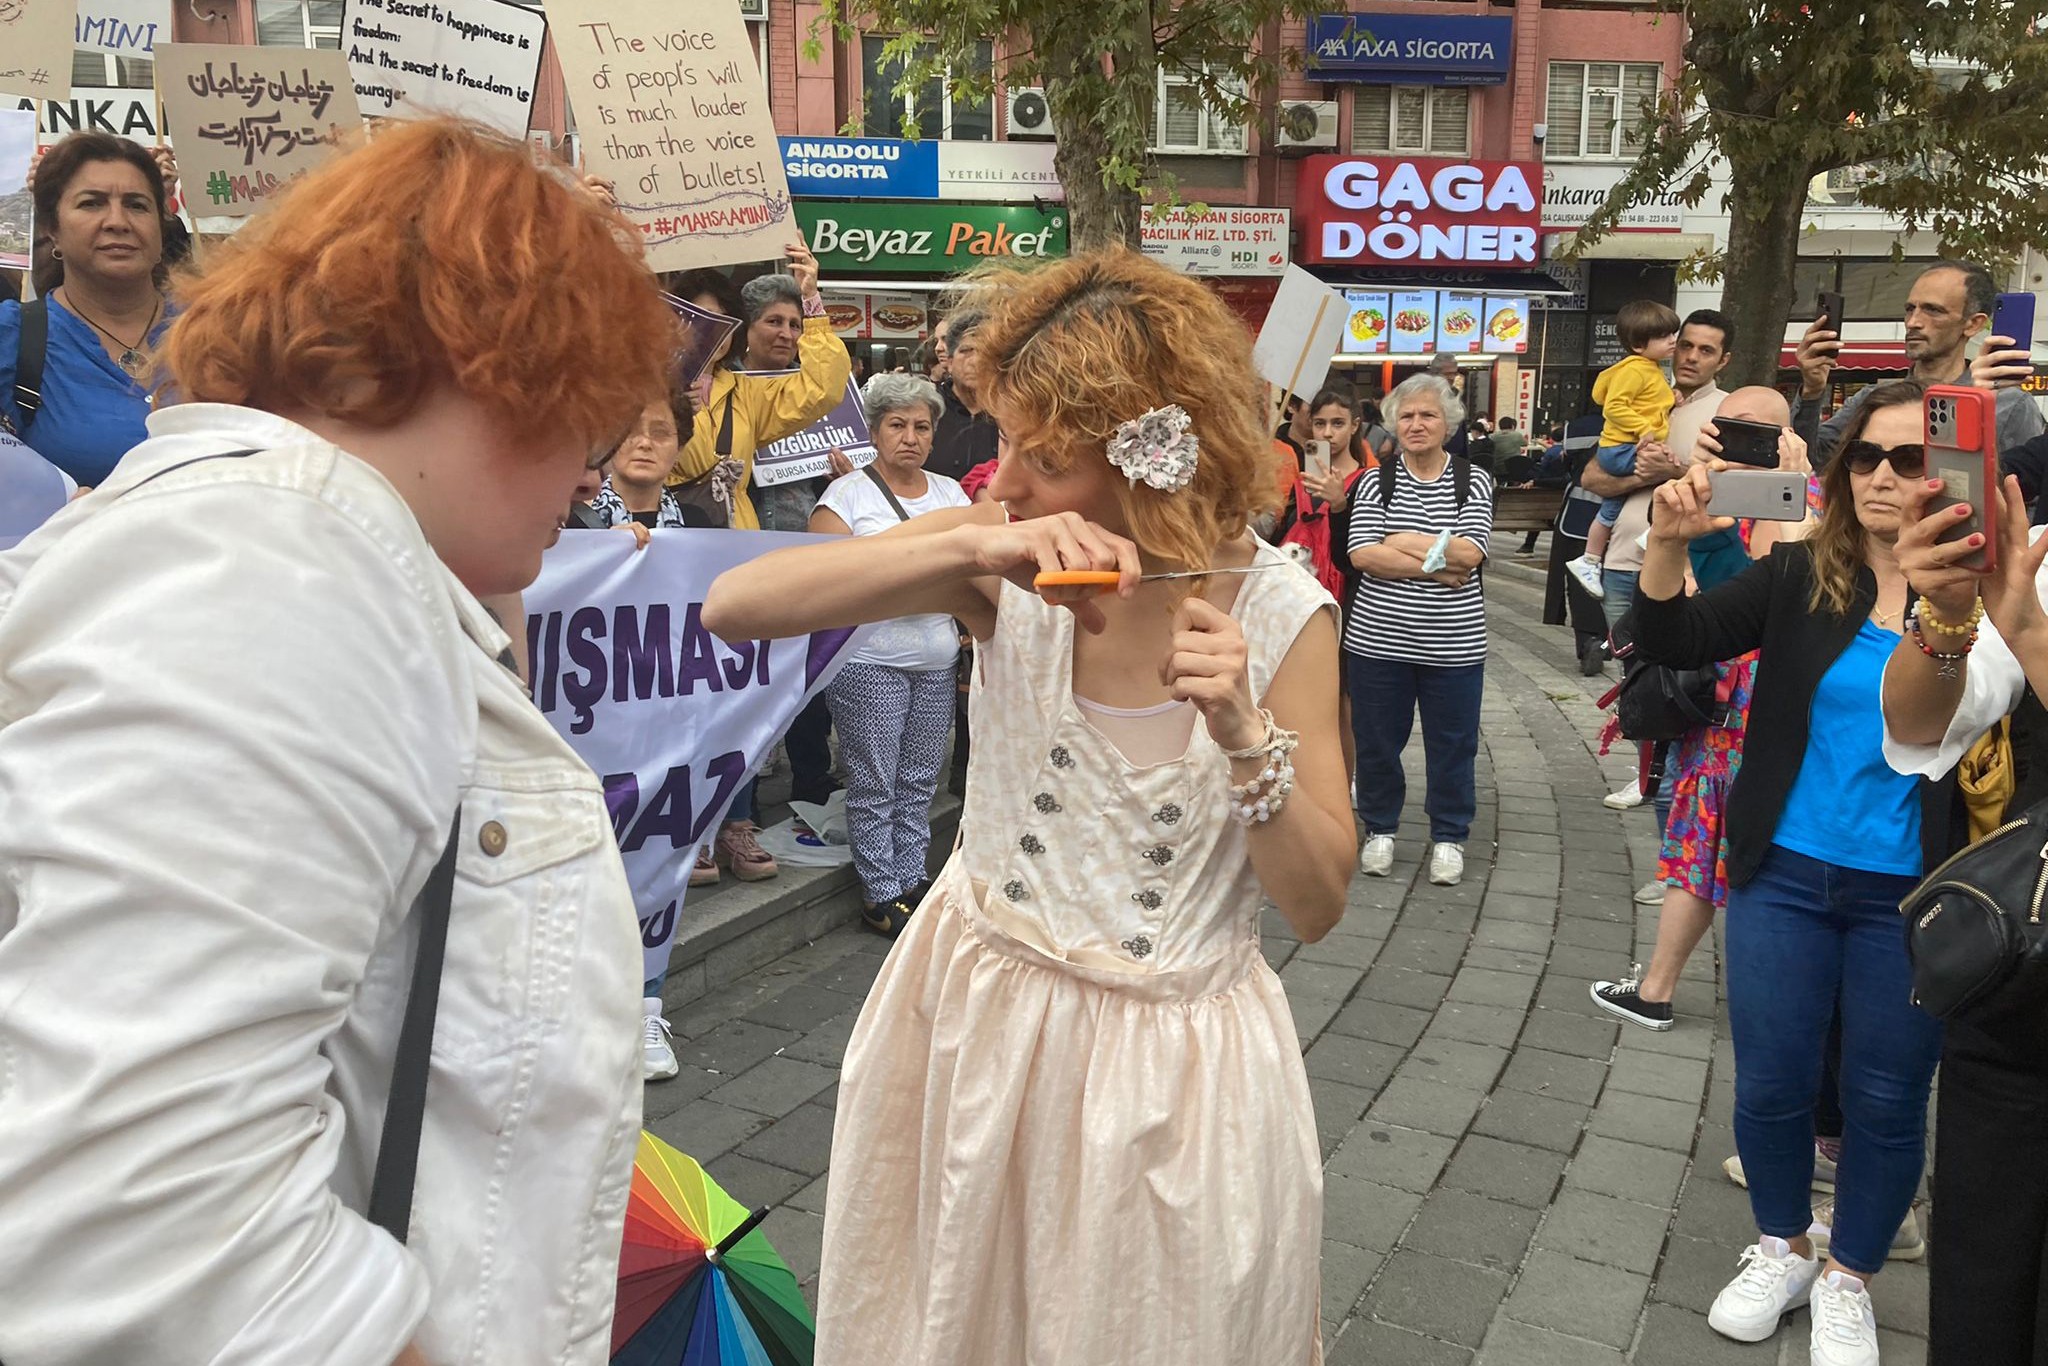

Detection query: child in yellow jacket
xmin=1566 ymin=299 xmax=1681 ymax=600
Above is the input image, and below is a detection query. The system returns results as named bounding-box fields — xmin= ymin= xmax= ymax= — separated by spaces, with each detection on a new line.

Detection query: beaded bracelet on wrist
xmin=1917 ymin=597 xmax=1984 ymax=638
xmin=1224 ymin=708 xmax=1301 ymax=826
xmin=1907 ymin=607 xmax=1978 ymax=680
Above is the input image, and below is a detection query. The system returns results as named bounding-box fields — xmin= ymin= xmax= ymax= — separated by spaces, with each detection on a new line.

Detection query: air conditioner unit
xmin=1007 ymin=87 xmax=1056 ymax=140
xmin=1275 ymin=100 xmax=1338 ymax=151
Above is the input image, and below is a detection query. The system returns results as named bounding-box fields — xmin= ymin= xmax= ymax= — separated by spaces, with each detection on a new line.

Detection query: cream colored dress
xmin=816 ymin=542 xmax=1335 ymax=1366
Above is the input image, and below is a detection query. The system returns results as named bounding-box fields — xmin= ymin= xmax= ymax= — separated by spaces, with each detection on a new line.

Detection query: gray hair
xmin=739 ymin=272 xmax=803 ymax=323
xmin=862 ymin=373 xmax=944 ymax=428
xmin=1385 ymin=374 xmax=1467 ymax=432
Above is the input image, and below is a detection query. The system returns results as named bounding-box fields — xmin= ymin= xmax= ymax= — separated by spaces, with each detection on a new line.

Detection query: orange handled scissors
xmin=1033 ymin=565 xmax=1286 ymax=593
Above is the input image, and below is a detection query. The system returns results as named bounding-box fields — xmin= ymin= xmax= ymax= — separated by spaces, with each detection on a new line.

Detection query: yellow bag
xmin=1959 ymin=718 xmax=2017 ymax=844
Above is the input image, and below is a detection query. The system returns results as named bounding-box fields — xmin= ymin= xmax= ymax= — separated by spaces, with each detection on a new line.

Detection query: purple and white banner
xmin=0 ymin=431 xmax=76 ymax=552
xmin=524 ymin=529 xmax=871 ymax=983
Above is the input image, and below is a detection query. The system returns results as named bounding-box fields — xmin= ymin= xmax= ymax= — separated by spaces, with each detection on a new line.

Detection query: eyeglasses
xmin=1838 ymin=440 xmax=1926 ymax=478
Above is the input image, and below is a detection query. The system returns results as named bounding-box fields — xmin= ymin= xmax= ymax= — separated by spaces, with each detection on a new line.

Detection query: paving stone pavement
xmin=644 ymin=569 xmax=1932 ymax=1365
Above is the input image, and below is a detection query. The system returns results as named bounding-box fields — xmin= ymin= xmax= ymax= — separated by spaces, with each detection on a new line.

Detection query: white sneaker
xmin=1633 ymin=880 xmax=1666 ymax=905
xmin=643 ymin=998 xmax=678 ymax=1082
xmin=1428 ymin=842 xmax=1464 ymax=885
xmin=1808 ymin=1270 xmax=1881 ymax=1366
xmin=1566 ymin=554 xmax=1607 ymax=599
xmin=1603 ymin=782 xmax=1646 ymax=810
xmin=1708 ymin=1236 xmax=1821 ymax=1343
xmin=1358 ymin=834 xmax=1395 ymax=877
xmin=1807 ymin=1198 xmax=1926 ymax=1263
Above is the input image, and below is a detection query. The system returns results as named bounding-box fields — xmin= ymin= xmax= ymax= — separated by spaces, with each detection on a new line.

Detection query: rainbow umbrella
xmin=612 ymin=1131 xmax=816 ymax=1366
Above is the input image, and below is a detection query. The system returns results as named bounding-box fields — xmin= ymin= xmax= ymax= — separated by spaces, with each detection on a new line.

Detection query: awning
xmin=1776 ymin=342 xmax=1910 ymax=371
xmin=1304 ymin=267 xmax=1578 ymax=297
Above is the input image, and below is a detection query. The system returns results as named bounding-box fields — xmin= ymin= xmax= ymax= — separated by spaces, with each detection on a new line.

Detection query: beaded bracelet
xmin=1223 ymin=709 xmax=1302 ymax=826
xmin=1917 ymin=597 xmax=1984 ymax=638
xmin=1907 ymin=605 xmax=1978 ymax=680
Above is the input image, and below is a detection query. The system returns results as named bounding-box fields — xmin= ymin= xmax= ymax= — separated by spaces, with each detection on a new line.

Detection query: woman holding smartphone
xmin=1633 ymin=379 xmax=1963 ymax=1365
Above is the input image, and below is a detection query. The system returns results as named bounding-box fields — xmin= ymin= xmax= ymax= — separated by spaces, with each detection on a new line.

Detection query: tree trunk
xmin=1717 ymin=155 xmax=1815 ymax=389
xmin=1051 ymin=99 xmax=1143 ymax=251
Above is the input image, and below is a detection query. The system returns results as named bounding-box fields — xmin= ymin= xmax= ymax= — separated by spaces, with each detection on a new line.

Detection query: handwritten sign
xmin=339 ymin=0 xmax=545 ymax=138
xmin=548 ymin=0 xmax=794 ymax=272
xmin=77 ymin=0 xmax=171 ymax=56
xmin=0 ymin=108 xmax=31 ymax=270
xmin=155 ymin=45 xmax=361 ymax=218
xmin=0 ymin=0 xmax=76 ymax=101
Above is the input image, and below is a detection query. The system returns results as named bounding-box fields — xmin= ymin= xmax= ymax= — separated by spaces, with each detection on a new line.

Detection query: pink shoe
xmin=716 ymin=822 xmax=779 ymax=882
xmin=689 ymin=842 xmax=720 ymax=888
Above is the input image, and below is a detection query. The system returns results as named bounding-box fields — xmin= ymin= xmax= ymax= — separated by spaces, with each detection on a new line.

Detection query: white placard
xmin=0 ymin=0 xmax=76 ymax=101
xmin=76 ymin=0 xmax=172 ymax=56
xmin=340 ymin=0 xmax=546 ymax=137
xmin=523 ymin=530 xmax=872 ymax=983
xmin=1252 ymin=265 xmax=1349 ymax=408
xmin=12 ymin=87 xmax=160 ymax=142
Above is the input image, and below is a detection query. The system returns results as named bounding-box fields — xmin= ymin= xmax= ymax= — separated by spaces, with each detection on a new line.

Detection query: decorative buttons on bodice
xmin=1035 ymin=793 xmax=1062 ymax=815
xmin=1131 ymin=889 xmax=1164 ymax=911
xmin=1121 ymin=935 xmax=1154 ymax=961
xmin=1142 ymin=845 xmax=1173 ymax=867
xmin=1152 ymin=804 xmax=1183 ymax=826
xmin=1020 ymin=834 xmax=1045 ymax=856
xmin=1050 ymin=745 xmax=1074 ymax=769
xmin=1004 ymin=880 xmax=1030 ymax=902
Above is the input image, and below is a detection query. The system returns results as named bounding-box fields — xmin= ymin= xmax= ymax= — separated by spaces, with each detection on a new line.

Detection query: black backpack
xmin=10 ymin=295 xmax=48 ymax=438
xmin=1376 ymin=452 xmax=1473 ymax=509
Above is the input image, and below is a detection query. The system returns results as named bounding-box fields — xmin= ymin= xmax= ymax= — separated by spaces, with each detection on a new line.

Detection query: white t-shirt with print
xmin=816 ymin=468 xmax=972 ymax=671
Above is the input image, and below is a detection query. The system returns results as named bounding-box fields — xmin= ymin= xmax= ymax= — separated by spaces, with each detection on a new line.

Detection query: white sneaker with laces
xmin=1358 ymin=834 xmax=1396 ymax=877
xmin=1428 ymin=842 xmax=1464 ymax=886
xmin=1603 ymin=782 xmax=1646 ymax=810
xmin=643 ymin=997 xmax=679 ymax=1082
xmin=1707 ymin=1235 xmax=1821 ymax=1343
xmin=1633 ymin=880 xmax=1666 ymax=905
xmin=1809 ymin=1270 xmax=1881 ymax=1366
xmin=1566 ymin=554 xmax=1607 ymax=599
xmin=1806 ymin=1197 xmax=1926 ymax=1263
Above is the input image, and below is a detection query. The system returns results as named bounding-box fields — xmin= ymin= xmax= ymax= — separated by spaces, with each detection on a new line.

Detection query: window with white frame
xmin=255 ymin=0 xmax=343 ymax=48
xmin=71 ymin=51 xmax=153 ymax=88
xmin=1351 ymin=85 xmax=1469 ymax=156
xmin=1155 ymin=65 xmax=1247 ymax=154
xmin=1544 ymin=61 xmax=1661 ymax=159
xmin=861 ymin=37 xmax=994 ymax=141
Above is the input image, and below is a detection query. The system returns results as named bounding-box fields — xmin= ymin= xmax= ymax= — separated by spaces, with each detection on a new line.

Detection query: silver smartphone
xmin=1706 ymin=469 xmax=1806 ymax=521
xmin=1303 ymin=439 xmax=1332 ymax=477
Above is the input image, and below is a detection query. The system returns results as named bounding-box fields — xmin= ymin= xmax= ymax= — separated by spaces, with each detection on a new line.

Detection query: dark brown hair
xmin=1807 ymin=378 xmax=1928 ymax=615
xmin=32 ymin=132 xmax=169 ymax=290
xmin=1617 ymin=299 xmax=1683 ymax=351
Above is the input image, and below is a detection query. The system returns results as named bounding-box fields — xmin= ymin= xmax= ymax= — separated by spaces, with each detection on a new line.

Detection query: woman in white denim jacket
xmin=0 ymin=121 xmax=677 ymax=1365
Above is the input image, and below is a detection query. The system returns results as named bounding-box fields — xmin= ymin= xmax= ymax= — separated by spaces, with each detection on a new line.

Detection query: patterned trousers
xmin=825 ymin=662 xmax=956 ymax=903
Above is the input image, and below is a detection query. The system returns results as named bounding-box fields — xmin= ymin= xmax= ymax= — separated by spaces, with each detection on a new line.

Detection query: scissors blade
xmin=1138 ymin=564 xmax=1289 ymax=582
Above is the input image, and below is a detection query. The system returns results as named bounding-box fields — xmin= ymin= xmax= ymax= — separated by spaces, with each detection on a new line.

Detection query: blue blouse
xmin=0 ymin=297 xmax=169 ymax=487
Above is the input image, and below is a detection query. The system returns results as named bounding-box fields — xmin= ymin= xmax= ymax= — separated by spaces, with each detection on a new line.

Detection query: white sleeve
xmin=813 ymin=472 xmax=864 ymax=528
xmin=0 ymin=485 xmax=464 ymax=1364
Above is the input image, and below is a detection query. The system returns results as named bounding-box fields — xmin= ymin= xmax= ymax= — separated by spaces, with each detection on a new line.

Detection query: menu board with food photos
xmin=1481 ymin=296 xmax=1530 ymax=354
xmin=1436 ymin=293 xmax=1485 ymax=354
xmin=1389 ymin=292 xmax=1436 ymax=355
xmin=1341 ymin=291 xmax=1391 ymax=356
xmin=867 ymin=293 xmax=927 ymax=339
xmin=821 ymin=293 xmax=867 ymax=337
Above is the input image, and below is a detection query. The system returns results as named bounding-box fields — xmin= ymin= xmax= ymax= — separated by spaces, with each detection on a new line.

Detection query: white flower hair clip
xmin=1106 ymin=404 xmax=1200 ymax=493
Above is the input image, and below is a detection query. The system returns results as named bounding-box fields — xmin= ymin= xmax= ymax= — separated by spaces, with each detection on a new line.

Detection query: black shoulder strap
xmin=863 ymin=461 xmax=912 ymax=522
xmin=1377 ymin=457 xmax=1398 ymax=507
xmin=14 ymin=296 xmax=48 ymax=434
xmin=366 ymin=810 xmax=463 ymax=1244
xmin=715 ymin=391 xmax=736 ymax=458
xmin=1454 ymin=455 xmax=1471 ymax=509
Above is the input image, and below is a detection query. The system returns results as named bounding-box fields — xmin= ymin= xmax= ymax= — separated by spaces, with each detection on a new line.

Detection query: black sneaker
xmin=1590 ymin=967 xmax=1674 ymax=1031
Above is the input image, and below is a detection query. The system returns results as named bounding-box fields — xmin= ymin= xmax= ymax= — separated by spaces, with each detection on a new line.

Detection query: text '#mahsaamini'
xmin=528 ymin=600 xmax=769 ymax=734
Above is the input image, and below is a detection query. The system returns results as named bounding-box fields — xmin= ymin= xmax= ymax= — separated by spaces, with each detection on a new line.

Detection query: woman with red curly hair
xmin=0 ymin=120 xmax=674 ymax=1364
xmin=706 ymin=250 xmax=1356 ymax=1365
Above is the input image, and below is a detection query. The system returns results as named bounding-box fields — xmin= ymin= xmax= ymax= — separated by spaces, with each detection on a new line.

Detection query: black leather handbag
xmin=1614 ymin=661 xmax=1724 ymax=742
xmin=1899 ymin=796 xmax=2048 ymax=1019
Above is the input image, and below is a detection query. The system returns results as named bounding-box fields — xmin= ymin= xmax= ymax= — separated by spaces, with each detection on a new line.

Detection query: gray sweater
xmin=1793 ymin=363 xmax=2044 ymax=466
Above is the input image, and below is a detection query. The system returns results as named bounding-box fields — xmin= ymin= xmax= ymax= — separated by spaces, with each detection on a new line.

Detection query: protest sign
xmin=663 ymin=291 xmax=741 ymax=390
xmin=339 ymin=0 xmax=545 ymax=138
xmin=76 ymin=0 xmax=170 ymax=56
xmin=548 ymin=0 xmax=795 ymax=272
xmin=155 ymin=45 xmax=361 ymax=218
xmin=523 ymin=530 xmax=872 ymax=983
xmin=12 ymin=87 xmax=159 ymax=142
xmin=0 ymin=0 xmax=76 ymax=102
xmin=748 ymin=376 xmax=876 ymax=486
xmin=0 ymin=430 xmax=76 ymax=552
xmin=0 ymin=108 xmax=32 ymax=270
xmin=1252 ymin=265 xmax=1349 ymax=414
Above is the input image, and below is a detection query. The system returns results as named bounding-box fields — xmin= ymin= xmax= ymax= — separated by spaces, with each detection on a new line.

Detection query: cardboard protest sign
xmin=1 ymin=429 xmax=76 ymax=551
xmin=76 ymin=0 xmax=169 ymax=56
xmin=0 ymin=108 xmax=32 ymax=270
xmin=339 ymin=0 xmax=545 ymax=138
xmin=748 ymin=376 xmax=876 ymax=486
xmin=155 ymin=45 xmax=360 ymax=218
xmin=549 ymin=0 xmax=795 ymax=272
xmin=663 ymin=291 xmax=741 ymax=391
xmin=0 ymin=0 xmax=77 ymax=102
xmin=1252 ymin=265 xmax=1349 ymax=419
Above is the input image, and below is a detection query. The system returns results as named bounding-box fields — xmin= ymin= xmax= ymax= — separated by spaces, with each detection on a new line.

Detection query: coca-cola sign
xmin=1297 ymin=154 xmax=1541 ymax=268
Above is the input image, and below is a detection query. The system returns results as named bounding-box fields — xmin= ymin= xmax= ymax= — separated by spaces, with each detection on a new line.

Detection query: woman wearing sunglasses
xmin=1632 ymin=378 xmax=1963 ymax=1366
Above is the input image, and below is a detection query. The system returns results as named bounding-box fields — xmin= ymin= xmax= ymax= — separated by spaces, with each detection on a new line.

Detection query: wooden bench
xmin=1492 ymin=486 xmax=1566 ymax=533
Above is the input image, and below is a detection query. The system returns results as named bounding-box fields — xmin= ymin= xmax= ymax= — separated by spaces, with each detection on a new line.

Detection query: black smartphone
xmin=1992 ymin=292 xmax=2036 ymax=349
xmin=1816 ymin=290 xmax=1845 ymax=338
xmin=1712 ymin=417 xmax=1783 ymax=467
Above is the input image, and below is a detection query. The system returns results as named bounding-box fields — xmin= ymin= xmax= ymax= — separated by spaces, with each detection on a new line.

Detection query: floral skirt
xmin=1656 ymin=653 xmax=1757 ymax=910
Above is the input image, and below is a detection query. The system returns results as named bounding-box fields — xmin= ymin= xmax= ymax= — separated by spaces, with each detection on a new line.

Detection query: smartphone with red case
xmin=1924 ymin=384 xmax=2000 ymax=573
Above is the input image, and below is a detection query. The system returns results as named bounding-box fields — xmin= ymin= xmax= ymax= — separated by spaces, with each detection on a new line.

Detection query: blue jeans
xmin=1595 ymin=442 xmax=1638 ymax=526
xmin=1724 ymin=844 xmax=1943 ymax=1274
xmin=1600 ymin=568 xmax=1639 ymax=634
xmin=1348 ymin=655 xmax=1484 ymax=843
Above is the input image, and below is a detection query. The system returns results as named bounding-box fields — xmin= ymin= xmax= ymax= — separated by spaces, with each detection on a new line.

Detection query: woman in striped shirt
xmin=1346 ymin=373 xmax=1496 ymax=887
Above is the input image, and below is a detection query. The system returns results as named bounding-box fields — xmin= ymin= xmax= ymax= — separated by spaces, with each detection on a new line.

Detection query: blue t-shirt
xmin=1775 ymin=618 xmax=1924 ymax=876
xmin=0 ymin=297 xmax=167 ymax=487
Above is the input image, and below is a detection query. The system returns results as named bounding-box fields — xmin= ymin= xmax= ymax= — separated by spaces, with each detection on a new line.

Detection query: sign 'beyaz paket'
xmin=1296 ymin=154 xmax=1541 ymax=268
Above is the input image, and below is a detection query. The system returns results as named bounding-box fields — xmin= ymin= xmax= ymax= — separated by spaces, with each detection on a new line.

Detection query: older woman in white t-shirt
xmin=810 ymin=374 xmax=971 ymax=935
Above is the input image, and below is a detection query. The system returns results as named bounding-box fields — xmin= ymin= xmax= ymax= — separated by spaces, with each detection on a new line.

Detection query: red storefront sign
xmin=1297 ymin=155 xmax=1542 ymax=268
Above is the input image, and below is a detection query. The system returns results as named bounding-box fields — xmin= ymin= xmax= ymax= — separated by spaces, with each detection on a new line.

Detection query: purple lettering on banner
xmin=613 ymin=603 xmax=675 ymax=702
xmin=601 ymin=771 xmax=639 ymax=838
xmin=564 ymin=606 xmax=610 ymax=733
xmin=618 ymin=751 xmax=748 ymax=853
xmin=806 ymin=627 xmax=859 ymax=689
xmin=677 ymin=602 xmax=726 ymax=695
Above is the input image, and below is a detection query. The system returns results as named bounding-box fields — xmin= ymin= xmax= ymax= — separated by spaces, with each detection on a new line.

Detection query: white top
xmin=817 ymin=467 xmax=972 ymax=671
xmin=1882 ymin=526 xmax=2048 ymax=779
xmin=0 ymin=405 xmax=643 ymax=1365
xmin=960 ymin=540 xmax=1335 ymax=972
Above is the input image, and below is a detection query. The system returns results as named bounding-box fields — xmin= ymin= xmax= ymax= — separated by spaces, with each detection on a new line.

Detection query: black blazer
xmin=1632 ymin=540 xmax=1964 ymax=888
